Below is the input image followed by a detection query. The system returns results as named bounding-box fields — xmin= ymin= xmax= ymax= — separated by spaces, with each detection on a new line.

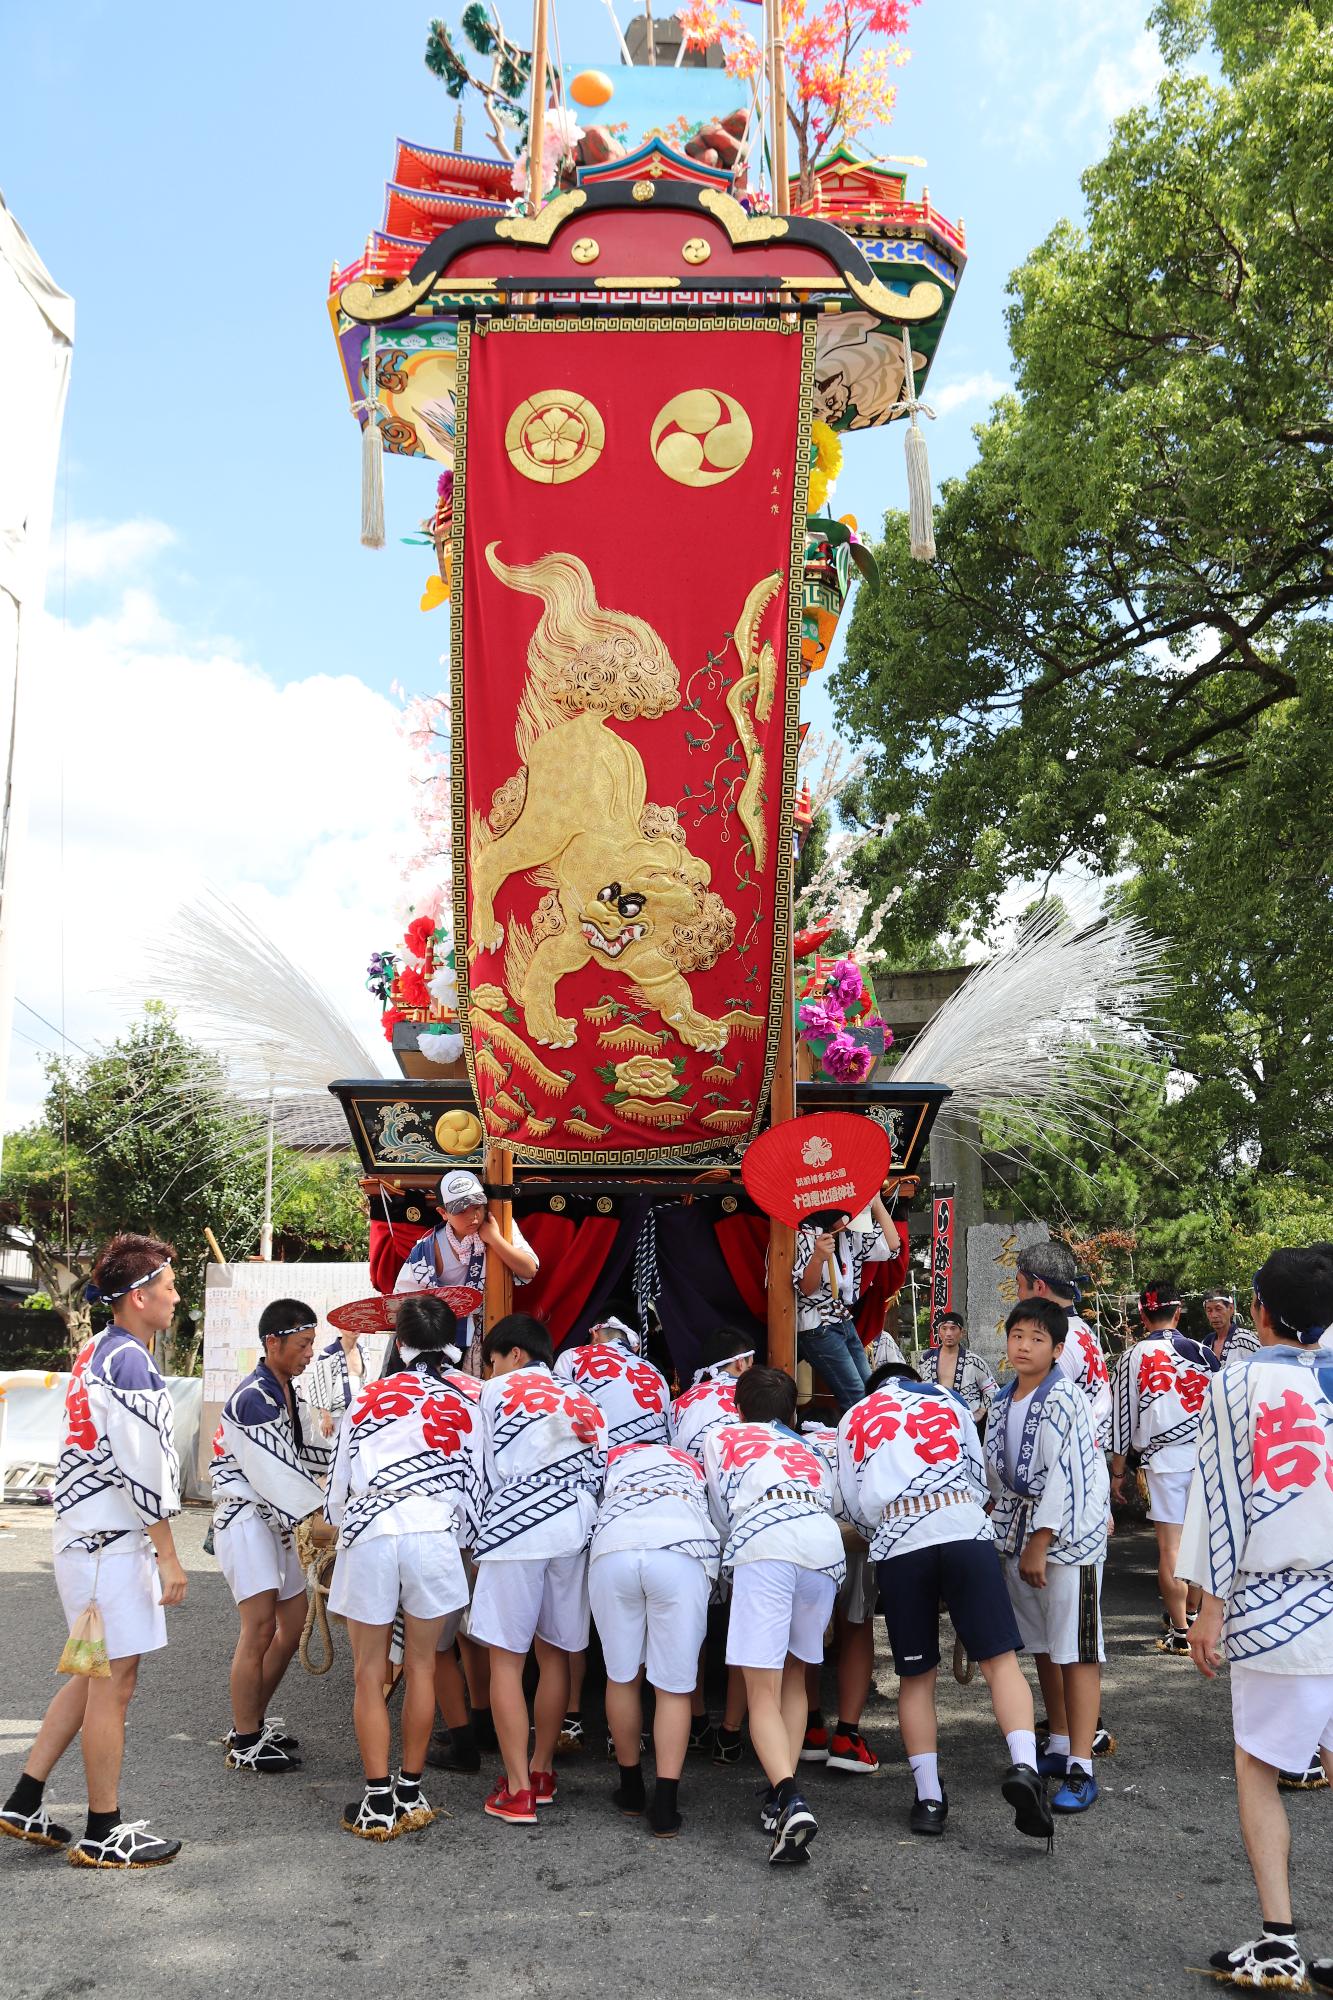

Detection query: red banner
xmin=930 ymin=1194 xmax=954 ymax=1328
xmin=451 ymin=318 xmax=813 ymax=1164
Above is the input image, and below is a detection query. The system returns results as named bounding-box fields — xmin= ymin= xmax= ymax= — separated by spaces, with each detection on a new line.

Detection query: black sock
xmin=451 ymin=1720 xmax=476 ymax=1750
xmin=5 ymin=1772 xmax=44 ymax=1816
xmin=835 ymin=1719 xmax=859 ymax=1738
xmin=806 ymin=1709 xmax=824 ymax=1731
xmin=774 ymin=1775 xmax=797 ymax=1809
xmin=717 ymin=1725 xmax=742 ymax=1747
xmin=612 ymin=1761 xmax=645 ymax=1809
xmin=472 ymin=1706 xmax=496 ymax=1747
xmin=85 ymin=1808 xmax=119 ymax=1843
xmin=1262 ymin=1922 xmax=1298 ymax=1941
xmin=367 ymin=1777 xmax=392 ymax=1795
xmin=231 ymin=1730 xmax=262 ymax=1750
xmin=398 ymin=1770 xmax=422 ymax=1792
xmin=649 ymin=1776 xmax=681 ymax=1833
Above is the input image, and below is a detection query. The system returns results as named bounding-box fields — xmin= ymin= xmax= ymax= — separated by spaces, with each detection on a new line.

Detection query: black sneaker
xmin=426 ymin=1730 xmax=480 ymax=1774
xmin=341 ymin=1787 xmax=402 ymax=1841
xmin=1208 ymin=1938 xmax=1306 ymax=1988
xmin=909 ymin=1790 xmax=949 ymax=1836
xmin=757 ymin=1784 xmax=781 ymax=1834
xmin=0 ymin=1803 xmax=72 ymax=1850
xmin=226 ymin=1736 xmax=302 ymax=1773
xmin=1001 ymin=1764 xmax=1054 ymax=1843
xmin=68 ymin=1820 xmax=181 ymax=1869
xmin=688 ymin=1718 xmax=718 ymax=1756
xmin=767 ymin=1795 xmax=818 ymax=1864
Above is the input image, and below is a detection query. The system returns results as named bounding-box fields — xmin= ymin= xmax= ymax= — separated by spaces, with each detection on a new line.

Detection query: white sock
xmin=1068 ymin=1755 xmax=1094 ymax=1777
xmin=1046 ymin=1732 xmax=1071 ymax=1762
xmin=908 ymin=1752 xmax=942 ymax=1802
xmin=1006 ymin=1729 xmax=1037 ymax=1770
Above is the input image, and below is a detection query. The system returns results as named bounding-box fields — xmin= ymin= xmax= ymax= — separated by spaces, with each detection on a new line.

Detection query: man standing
xmin=1 ymin=1235 xmax=187 ymax=1869
xmin=212 ymin=1299 xmax=333 ymax=1772
xmin=1202 ymin=1289 xmax=1261 ymax=1365
xmin=394 ymin=1170 xmax=538 ymax=1371
xmin=1016 ymin=1241 xmax=1112 ymax=1445
xmin=1179 ymin=1245 xmax=1333 ymax=1994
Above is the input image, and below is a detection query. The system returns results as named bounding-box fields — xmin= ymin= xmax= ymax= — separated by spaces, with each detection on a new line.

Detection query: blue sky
xmin=0 ymin=0 xmax=1168 ymax=1124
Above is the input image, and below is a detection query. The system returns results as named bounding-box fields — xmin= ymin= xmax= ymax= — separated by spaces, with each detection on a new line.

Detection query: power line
xmin=14 ymin=996 xmax=89 ymax=1058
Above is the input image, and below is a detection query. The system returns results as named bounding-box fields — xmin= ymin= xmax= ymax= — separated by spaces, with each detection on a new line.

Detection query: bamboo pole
xmin=484 ymin=1140 xmax=514 ymax=1332
xmin=527 ymin=0 xmax=550 ymax=217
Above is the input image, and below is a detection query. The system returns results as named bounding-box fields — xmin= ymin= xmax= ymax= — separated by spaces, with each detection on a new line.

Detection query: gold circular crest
xmin=505 ymin=390 xmax=606 ymax=485
xmin=632 ymin=180 xmax=656 ymax=202
xmin=571 ymin=237 xmax=600 ymax=264
xmin=650 ymin=388 xmax=753 ymax=487
xmin=434 ymin=1108 xmax=484 ymax=1155
xmin=596 ymin=1195 xmax=614 ymax=1214
xmin=682 ymin=237 xmax=711 ymax=265
xmin=549 ymin=1193 xmax=567 ymax=1212
xmin=406 ymin=1205 xmax=423 ymax=1223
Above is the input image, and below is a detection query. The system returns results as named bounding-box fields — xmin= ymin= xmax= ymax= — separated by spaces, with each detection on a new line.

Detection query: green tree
xmin=273 ymin=1153 xmax=369 ymax=1260
xmin=836 ymin=0 xmax=1333 ymax=1174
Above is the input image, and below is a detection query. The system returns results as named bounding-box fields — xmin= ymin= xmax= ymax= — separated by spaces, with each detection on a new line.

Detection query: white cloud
xmin=930 ymin=371 xmax=1009 ymax=417
xmin=979 ymin=1 xmax=1167 ymax=157
xmin=4 ymin=571 xmax=419 ymax=1129
xmin=60 ymin=517 xmax=176 ymax=585
xmin=1076 ymin=31 xmax=1168 ymax=127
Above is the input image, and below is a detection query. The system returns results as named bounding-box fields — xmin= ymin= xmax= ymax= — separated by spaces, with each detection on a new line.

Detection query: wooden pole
xmin=527 ymin=0 xmax=550 ymax=218
xmin=766 ymin=864 xmax=798 ymax=1375
xmin=484 ymin=1140 xmax=514 ymax=1332
xmin=768 ymin=0 xmax=790 ymax=214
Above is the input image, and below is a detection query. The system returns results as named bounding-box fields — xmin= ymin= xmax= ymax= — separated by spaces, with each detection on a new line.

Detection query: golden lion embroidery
xmin=470 ymin=545 xmax=739 ymax=1052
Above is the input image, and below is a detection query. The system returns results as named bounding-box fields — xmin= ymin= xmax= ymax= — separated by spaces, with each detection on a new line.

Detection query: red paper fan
xmin=741 ymin=1113 xmax=891 ymax=1228
xmin=326 ymin=1286 xmax=484 ymax=1337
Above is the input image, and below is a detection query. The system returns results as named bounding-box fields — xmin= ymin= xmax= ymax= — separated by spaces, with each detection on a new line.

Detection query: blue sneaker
xmin=1036 ymin=1750 xmax=1068 ymax=1779
xmin=1050 ymin=1770 xmax=1098 ymax=1814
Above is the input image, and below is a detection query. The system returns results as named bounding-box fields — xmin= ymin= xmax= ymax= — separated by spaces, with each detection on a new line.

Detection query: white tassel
xmin=901 ymin=337 xmax=936 ymax=564
xmin=359 ymin=328 xmax=385 ymax=550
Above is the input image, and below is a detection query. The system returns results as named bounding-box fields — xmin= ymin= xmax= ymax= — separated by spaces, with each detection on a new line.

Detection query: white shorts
xmin=329 ymin=1531 xmax=470 ymax=1632
xmin=1232 ymin=1663 xmax=1333 ymax=1772
xmin=1145 ymin=1464 xmax=1193 ymax=1526
xmin=725 ymin=1560 xmax=837 ymax=1671
xmin=469 ymin=1551 xmax=590 ymax=1654
xmin=1004 ymin=1557 xmax=1105 ymax=1666
xmin=54 ymin=1539 xmax=167 ymax=1661
xmin=214 ymin=1513 xmax=306 ymax=1607
xmin=838 ymin=1547 xmax=877 ymax=1625
xmin=589 ymin=1548 xmax=711 ymax=1693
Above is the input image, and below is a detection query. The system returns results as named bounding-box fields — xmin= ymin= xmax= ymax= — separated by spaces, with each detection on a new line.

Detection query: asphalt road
xmin=1 ymin=1505 xmax=1329 ymax=2000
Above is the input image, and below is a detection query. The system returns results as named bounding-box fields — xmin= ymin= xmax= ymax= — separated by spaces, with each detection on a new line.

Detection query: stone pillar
xmin=927 ymin=1110 xmax=985 ymax=1325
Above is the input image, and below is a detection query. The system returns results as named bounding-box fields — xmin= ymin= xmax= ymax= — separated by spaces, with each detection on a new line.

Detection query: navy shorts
xmin=877 ymin=1538 xmax=1022 ymax=1678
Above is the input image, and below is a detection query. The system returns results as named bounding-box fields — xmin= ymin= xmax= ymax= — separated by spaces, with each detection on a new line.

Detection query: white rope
xmin=901 ymin=335 xmax=936 ymax=563
xmin=359 ymin=326 xmax=385 ymax=549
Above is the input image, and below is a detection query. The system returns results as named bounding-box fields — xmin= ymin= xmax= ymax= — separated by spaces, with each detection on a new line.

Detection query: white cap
xmin=439 ymin=1169 xmax=486 ymax=1211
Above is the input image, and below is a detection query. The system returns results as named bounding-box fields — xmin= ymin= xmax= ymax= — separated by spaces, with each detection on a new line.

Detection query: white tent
xmin=0 ymin=196 xmax=74 ymax=1143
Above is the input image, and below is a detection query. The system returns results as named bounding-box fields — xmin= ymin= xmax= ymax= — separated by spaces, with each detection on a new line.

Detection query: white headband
xmin=691 ymin=1348 xmax=754 ymax=1386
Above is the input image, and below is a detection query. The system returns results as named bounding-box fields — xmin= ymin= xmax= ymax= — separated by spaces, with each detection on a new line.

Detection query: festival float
xmin=325 ymin=0 xmax=966 ymax=1381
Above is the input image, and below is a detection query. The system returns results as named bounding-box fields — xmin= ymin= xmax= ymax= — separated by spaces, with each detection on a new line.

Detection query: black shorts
xmin=877 ymin=1538 xmax=1022 ymax=1678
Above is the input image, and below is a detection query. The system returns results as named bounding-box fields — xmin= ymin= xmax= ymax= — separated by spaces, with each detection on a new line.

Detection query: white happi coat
xmin=1057 ymin=1312 xmax=1113 ymax=1447
xmin=918 ymin=1345 xmax=998 ymax=1426
xmin=299 ymin=1335 xmax=369 ymax=1427
xmin=324 ymin=1370 xmax=482 ymax=1549
xmin=703 ymin=1421 xmax=845 ymax=1582
xmin=212 ymin=1360 xmax=332 ymax=1534
xmin=473 ymin=1364 xmax=607 ymax=1561
xmin=669 ymin=1378 xmax=740 ymax=1460
xmin=836 ymin=1380 xmax=993 ymax=1561
xmin=985 ymin=1373 xmax=1109 ymax=1566
xmin=554 ymin=1341 xmax=671 ymax=1449
xmin=54 ymin=1328 xmax=180 ymax=1552
xmin=1178 ymin=1345 xmax=1333 ymax=1673
xmin=591 ymin=1441 xmax=721 ymax=1577
xmin=1111 ymin=1333 xmax=1218 ymax=1470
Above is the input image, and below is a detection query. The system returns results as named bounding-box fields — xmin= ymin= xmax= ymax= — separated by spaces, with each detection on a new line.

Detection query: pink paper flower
xmin=799 ymin=997 xmax=845 ymax=1040
xmin=821 ymin=1032 xmax=875 ymax=1083
xmin=830 ymin=959 xmax=864 ymax=1008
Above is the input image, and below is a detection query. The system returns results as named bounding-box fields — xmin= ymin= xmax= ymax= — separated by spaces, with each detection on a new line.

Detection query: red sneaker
xmin=483 ymin=1780 xmax=538 ymax=1824
xmin=799 ymin=1724 xmax=830 ymax=1765
xmin=826 ymin=1729 xmax=880 ymax=1774
xmin=531 ymin=1769 xmax=558 ymax=1807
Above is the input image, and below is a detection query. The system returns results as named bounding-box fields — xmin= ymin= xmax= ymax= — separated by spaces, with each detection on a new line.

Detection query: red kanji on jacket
xmin=352 ymin=1374 xmax=428 ymax=1425
xmin=1253 ymin=1390 xmax=1326 ymax=1494
xmin=1138 ymin=1348 xmax=1176 ymax=1397
xmin=563 ymin=1388 xmax=605 ymax=1446
xmin=63 ymin=1340 xmax=97 ymax=1454
xmin=572 ymin=1346 xmax=624 ymax=1383
xmin=626 ymin=1362 xmax=668 ymax=1412
xmin=716 ymin=1426 xmax=773 ymax=1471
xmin=905 ymin=1400 xmax=962 ymax=1465
xmin=1077 ymin=1329 xmax=1109 ymax=1388
xmin=500 ymin=1373 xmax=565 ymax=1418
xmin=845 ymin=1394 xmax=903 ymax=1464
xmin=674 ymin=1381 xmax=736 ymax=1418
xmin=773 ymin=1439 xmax=824 ymax=1485
xmin=1177 ymin=1368 xmax=1208 ymax=1416
xmin=421 ymin=1391 xmax=474 ymax=1455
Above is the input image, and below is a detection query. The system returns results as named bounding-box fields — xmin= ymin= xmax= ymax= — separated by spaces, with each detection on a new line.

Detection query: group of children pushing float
xmin=3 ymin=1172 xmax=1332 ymax=1996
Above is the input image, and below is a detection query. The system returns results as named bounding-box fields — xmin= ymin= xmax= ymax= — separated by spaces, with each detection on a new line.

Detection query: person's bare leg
xmin=1235 ymin=1748 xmax=1293 ymax=1925
xmin=780 ymin=1656 xmax=809 ymax=1768
xmin=81 ymin=1657 xmax=139 ymax=1813
xmin=487 ymin=1646 xmax=532 ymax=1794
xmin=692 ymin=1647 xmax=708 ymax=1720
xmin=532 ymin=1638 xmax=569 ymax=1776
xmin=347 ymin=1621 xmax=392 ymax=1780
xmin=605 ymin=1673 xmax=645 ymax=1767
xmin=1063 ymin=1662 xmax=1100 ymax=1764
xmin=836 ymin=1615 xmax=874 ymax=1728
xmin=1186 ymin=1582 xmax=1203 ymax=1617
xmin=259 ymin=1593 xmax=307 ymax=1714
xmin=229 ymin=1591 xmax=279 ymax=1733
xmin=652 ymin=1689 xmax=691 ymax=1782
xmin=20 ymin=1676 xmax=89 ymax=1783
xmin=566 ymin=1649 xmax=587 ymax=1715
xmin=742 ymin=1666 xmax=793 ymax=1786
xmin=896 ymin=1667 xmax=939 ymax=1757
xmin=1156 ymin=1522 xmax=1188 ymax=1630
xmin=459 ymin=1632 xmax=489 ymax=1710
xmin=978 ymin=1651 xmax=1035 ymax=1737
xmin=400 ymin=1615 xmax=447 ymax=1774
xmin=1035 ymin=1652 xmax=1067 ymax=1736
xmin=435 ymin=1645 xmax=470 ymax=1729
xmin=722 ymin=1665 xmax=747 ymax=1731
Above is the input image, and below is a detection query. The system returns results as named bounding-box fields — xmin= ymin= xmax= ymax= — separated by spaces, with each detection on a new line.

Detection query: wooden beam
xmin=484 ymin=1140 xmax=514 ymax=1331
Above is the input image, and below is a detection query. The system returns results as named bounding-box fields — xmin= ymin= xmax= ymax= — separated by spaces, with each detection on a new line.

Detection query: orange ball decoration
xmin=569 ymin=68 xmax=613 ymax=108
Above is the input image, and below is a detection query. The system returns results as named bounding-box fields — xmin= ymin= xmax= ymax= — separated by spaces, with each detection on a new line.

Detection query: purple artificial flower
xmin=437 ymin=469 xmax=454 ymax=502
xmin=821 ymin=1032 xmax=876 ymax=1084
xmin=829 ymin=959 xmax=864 ymax=1009
xmin=799 ymin=997 xmax=845 ymax=1040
